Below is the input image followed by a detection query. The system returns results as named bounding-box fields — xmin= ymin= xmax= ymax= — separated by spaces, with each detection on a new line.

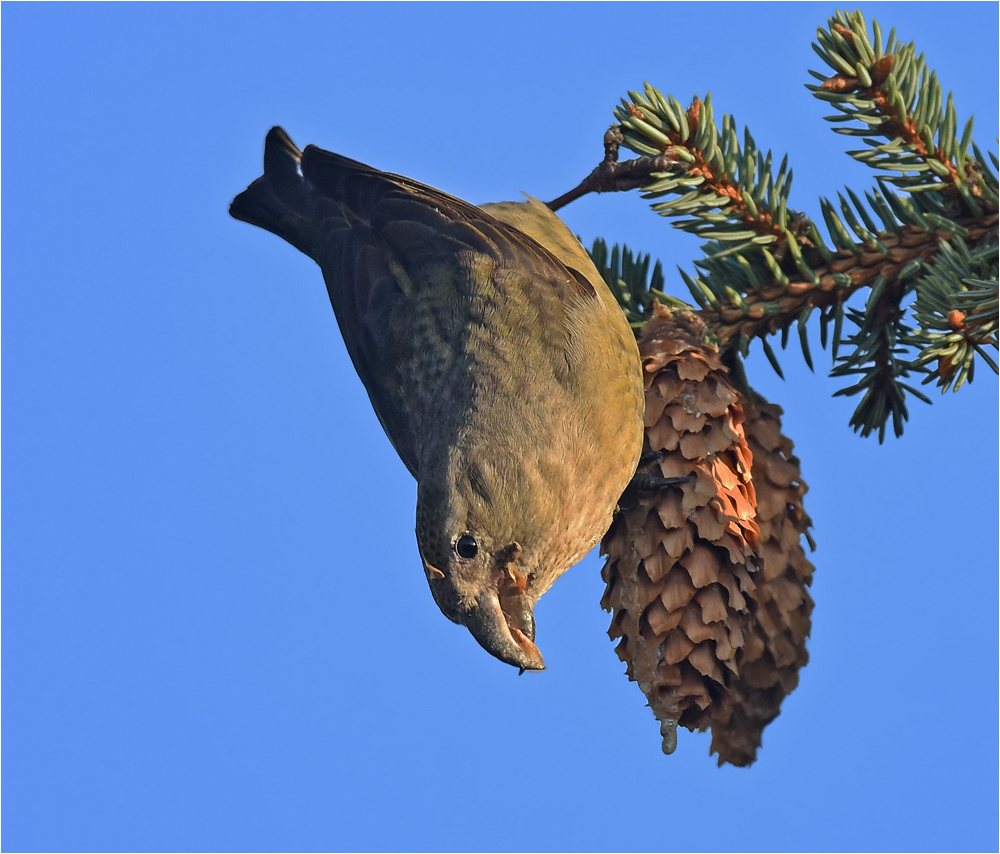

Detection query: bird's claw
xmin=632 ymin=472 xmax=694 ymax=493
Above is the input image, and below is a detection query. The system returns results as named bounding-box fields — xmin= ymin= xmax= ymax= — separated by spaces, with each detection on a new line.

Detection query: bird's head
xmin=415 ymin=477 xmax=545 ymax=672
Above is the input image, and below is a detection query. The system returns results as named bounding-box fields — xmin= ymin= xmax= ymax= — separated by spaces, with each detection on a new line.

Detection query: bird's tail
xmin=229 ymin=127 xmax=314 ymax=258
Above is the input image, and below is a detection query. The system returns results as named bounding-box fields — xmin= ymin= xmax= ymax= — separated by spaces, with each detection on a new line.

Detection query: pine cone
xmin=601 ymin=305 xmax=761 ymax=754
xmin=707 ymin=393 xmax=816 ymax=766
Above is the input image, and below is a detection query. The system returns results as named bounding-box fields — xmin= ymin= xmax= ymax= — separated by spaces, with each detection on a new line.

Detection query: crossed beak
xmin=466 ymin=576 xmax=545 ymax=671
xmin=425 ymin=560 xmax=545 ymax=671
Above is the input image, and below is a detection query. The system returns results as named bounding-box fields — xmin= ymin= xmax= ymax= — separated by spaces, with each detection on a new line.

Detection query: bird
xmin=230 ymin=127 xmax=644 ymax=671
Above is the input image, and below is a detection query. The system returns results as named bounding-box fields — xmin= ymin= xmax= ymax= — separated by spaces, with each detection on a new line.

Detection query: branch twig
xmin=547 ymin=127 xmax=678 ymax=211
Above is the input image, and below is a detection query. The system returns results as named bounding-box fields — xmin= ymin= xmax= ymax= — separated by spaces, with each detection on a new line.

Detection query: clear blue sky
xmin=4 ymin=3 xmax=997 ymax=851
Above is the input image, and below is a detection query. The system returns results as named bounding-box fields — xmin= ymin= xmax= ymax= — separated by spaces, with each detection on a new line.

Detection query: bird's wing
xmin=297 ymin=145 xmax=602 ymax=479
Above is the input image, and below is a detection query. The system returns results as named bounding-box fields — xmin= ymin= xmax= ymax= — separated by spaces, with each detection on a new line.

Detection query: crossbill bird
xmin=230 ymin=127 xmax=644 ymax=670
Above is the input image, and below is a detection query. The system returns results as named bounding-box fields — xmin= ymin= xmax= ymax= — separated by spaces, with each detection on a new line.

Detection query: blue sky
xmin=3 ymin=3 xmax=997 ymax=851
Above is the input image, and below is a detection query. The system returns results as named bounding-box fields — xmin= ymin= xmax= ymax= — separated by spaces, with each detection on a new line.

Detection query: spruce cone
xmin=708 ymin=393 xmax=816 ymax=766
xmin=601 ymin=304 xmax=818 ymax=765
xmin=601 ymin=305 xmax=761 ymax=755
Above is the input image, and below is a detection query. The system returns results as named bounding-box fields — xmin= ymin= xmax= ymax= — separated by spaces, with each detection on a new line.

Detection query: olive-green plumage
xmin=230 ymin=127 xmax=643 ymax=670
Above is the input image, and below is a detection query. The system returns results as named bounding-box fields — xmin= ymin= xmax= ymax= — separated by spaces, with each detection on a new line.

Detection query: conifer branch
xmin=572 ymin=8 xmax=998 ymax=440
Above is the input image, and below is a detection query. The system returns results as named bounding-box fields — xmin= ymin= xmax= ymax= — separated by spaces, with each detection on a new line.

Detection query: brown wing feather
xmin=296 ymin=144 xmax=601 ymax=478
xmin=232 ymin=129 xmax=603 ymax=479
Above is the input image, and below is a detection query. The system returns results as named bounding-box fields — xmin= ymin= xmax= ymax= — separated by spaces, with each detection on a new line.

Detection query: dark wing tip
xmin=263 ymin=126 xmax=302 ymax=177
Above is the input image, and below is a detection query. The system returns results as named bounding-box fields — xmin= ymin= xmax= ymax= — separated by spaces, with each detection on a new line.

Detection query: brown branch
xmin=551 ymin=100 xmax=789 ymax=246
xmin=708 ymin=213 xmax=999 ymax=345
xmin=547 ymin=127 xmax=679 ymax=211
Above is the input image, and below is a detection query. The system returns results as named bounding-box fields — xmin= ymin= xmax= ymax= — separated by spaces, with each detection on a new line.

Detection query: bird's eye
xmin=455 ymin=534 xmax=478 ymax=560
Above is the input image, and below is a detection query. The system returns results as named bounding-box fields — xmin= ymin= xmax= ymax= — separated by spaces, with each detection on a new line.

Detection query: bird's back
xmin=230 ymin=129 xmax=640 ymax=501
